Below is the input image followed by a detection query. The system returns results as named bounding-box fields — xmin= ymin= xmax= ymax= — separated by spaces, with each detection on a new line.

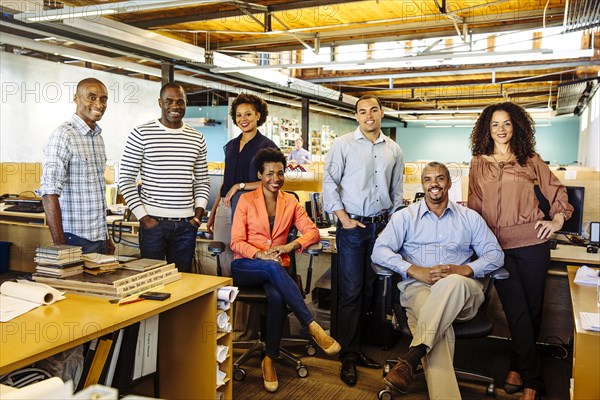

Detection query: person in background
xmin=323 ymin=94 xmax=404 ymax=386
xmin=230 ymin=148 xmax=340 ymax=393
xmin=469 ymin=102 xmax=573 ymax=400
xmin=287 ymin=137 xmax=311 ymax=168
xmin=41 ymin=77 xmax=114 ymax=255
xmin=372 ymin=162 xmax=504 ymax=399
xmin=119 ymin=82 xmax=209 ymax=273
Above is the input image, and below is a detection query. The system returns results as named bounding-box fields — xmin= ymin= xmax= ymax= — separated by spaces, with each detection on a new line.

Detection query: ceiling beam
xmin=133 ymin=0 xmax=365 ymax=29
xmin=206 ymin=7 xmax=564 ymax=51
xmin=307 ymin=60 xmax=599 ymax=83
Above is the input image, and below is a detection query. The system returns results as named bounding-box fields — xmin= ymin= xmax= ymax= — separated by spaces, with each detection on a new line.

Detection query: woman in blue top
xmin=206 ymin=93 xmax=278 ymax=270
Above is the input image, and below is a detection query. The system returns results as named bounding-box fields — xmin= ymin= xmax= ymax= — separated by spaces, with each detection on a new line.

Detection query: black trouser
xmin=495 ymin=241 xmax=550 ymax=393
xmin=336 ymin=220 xmax=386 ymax=361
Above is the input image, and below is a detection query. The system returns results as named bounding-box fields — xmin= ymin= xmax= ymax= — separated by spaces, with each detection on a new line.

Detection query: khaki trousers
xmin=400 ymin=275 xmax=484 ymax=400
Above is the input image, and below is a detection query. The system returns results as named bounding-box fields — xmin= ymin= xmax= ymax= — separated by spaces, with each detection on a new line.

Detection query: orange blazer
xmin=231 ymin=187 xmax=320 ymax=266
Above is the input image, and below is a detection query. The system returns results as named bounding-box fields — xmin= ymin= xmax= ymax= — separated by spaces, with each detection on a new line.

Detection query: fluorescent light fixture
xmin=13 ymin=0 xmax=214 ymax=23
xmin=21 ymin=9 xmax=117 ymax=23
xmin=424 ymin=124 xmax=473 ymax=128
xmin=211 ymin=49 xmax=554 ymax=73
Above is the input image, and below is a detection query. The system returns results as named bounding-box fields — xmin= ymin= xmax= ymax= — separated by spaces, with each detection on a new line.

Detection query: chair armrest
xmin=489 ymin=267 xmax=509 ymax=281
xmin=305 ymin=243 xmax=322 ymax=255
xmin=208 ymin=241 xmax=226 ymax=254
xmin=371 ymin=262 xmax=393 ymax=277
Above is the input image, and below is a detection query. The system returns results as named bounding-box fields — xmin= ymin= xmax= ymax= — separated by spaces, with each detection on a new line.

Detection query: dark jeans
xmin=495 ymin=241 xmax=550 ymax=393
xmin=138 ymin=219 xmax=197 ymax=273
xmin=231 ymin=258 xmax=314 ymax=358
xmin=64 ymin=232 xmax=106 ymax=254
xmin=336 ymin=220 xmax=386 ymax=361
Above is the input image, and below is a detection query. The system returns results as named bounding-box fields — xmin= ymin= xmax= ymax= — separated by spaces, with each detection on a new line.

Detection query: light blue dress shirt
xmin=322 ymin=127 xmax=404 ymax=217
xmin=372 ymin=200 xmax=504 ymax=286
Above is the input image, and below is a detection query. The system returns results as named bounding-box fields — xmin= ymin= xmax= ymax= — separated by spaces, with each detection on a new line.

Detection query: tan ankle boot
xmin=308 ymin=321 xmax=341 ymax=355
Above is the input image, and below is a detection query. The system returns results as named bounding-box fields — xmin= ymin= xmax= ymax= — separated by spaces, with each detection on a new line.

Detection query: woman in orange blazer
xmin=231 ymin=148 xmax=340 ymax=393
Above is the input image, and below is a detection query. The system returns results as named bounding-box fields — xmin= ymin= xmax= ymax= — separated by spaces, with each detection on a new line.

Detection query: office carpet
xmin=232 ymin=335 xmax=572 ymax=400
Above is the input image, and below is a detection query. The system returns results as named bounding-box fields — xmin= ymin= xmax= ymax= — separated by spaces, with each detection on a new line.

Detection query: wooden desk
xmin=567 ymin=265 xmax=600 ymax=400
xmin=0 ymin=273 xmax=233 ymax=399
xmin=552 ymin=245 xmax=600 ymax=266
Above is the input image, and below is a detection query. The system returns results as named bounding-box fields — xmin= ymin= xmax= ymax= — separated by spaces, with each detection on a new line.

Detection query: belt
xmin=150 ymin=216 xmax=191 ymax=222
xmin=347 ymin=213 xmax=388 ymax=223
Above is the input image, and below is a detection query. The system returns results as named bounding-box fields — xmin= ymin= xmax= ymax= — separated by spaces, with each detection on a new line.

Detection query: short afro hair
xmin=254 ymin=147 xmax=287 ymax=173
xmin=230 ymin=93 xmax=269 ymax=127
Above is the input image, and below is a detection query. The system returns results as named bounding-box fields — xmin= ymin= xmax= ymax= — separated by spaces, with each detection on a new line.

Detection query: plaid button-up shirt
xmin=40 ymin=114 xmax=108 ymax=241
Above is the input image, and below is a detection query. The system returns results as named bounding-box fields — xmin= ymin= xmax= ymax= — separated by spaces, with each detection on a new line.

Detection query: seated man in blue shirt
xmin=287 ymin=138 xmax=311 ymax=169
xmin=371 ymin=161 xmax=504 ymax=399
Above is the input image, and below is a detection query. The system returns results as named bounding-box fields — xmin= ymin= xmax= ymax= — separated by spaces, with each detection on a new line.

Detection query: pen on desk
xmin=118 ymin=297 xmax=145 ymax=306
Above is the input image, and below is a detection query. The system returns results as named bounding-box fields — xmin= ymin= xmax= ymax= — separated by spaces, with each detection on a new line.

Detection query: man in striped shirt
xmin=119 ymin=83 xmax=209 ymax=272
xmin=41 ymin=77 xmax=114 ymax=255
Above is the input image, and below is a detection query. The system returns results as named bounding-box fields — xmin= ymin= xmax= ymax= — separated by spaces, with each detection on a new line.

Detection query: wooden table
xmin=552 ymin=244 xmax=600 ymax=266
xmin=0 ymin=273 xmax=233 ymax=399
xmin=567 ymin=265 xmax=600 ymax=400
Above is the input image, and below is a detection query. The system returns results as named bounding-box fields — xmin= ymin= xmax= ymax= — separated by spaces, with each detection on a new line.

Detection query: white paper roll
xmin=216 ymin=311 xmax=230 ymax=330
xmin=1 ymin=281 xmax=56 ymax=304
xmin=217 ymin=286 xmax=239 ymax=302
xmin=216 ymin=344 xmax=229 ymax=363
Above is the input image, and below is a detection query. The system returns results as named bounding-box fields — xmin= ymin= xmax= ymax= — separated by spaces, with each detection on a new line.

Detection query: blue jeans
xmin=335 ymin=220 xmax=386 ymax=361
xmin=231 ymin=258 xmax=314 ymax=358
xmin=64 ymin=232 xmax=106 ymax=254
xmin=138 ymin=220 xmax=197 ymax=273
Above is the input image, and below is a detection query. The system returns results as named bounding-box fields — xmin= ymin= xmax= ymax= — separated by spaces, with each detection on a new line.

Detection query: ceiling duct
xmin=556 ymin=78 xmax=598 ymax=116
xmin=563 ymin=0 xmax=600 ymax=32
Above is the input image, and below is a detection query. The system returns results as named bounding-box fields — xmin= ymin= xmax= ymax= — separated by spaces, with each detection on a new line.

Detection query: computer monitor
xmin=206 ymin=173 xmax=223 ymax=217
xmin=535 ymin=185 xmax=585 ymax=236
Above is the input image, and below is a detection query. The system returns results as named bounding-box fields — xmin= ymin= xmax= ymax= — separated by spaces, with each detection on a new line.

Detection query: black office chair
xmin=207 ymin=192 xmax=323 ymax=381
xmin=371 ymin=263 xmax=509 ymax=400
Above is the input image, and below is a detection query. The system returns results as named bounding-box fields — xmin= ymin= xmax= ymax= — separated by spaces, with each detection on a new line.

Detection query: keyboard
xmin=4 ymin=204 xmax=45 ymax=213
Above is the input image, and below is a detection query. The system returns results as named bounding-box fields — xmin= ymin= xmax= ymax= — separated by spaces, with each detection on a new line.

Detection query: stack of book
xmin=121 ymin=258 xmax=167 ymax=272
xmin=34 ymin=245 xmax=84 ymax=278
xmin=32 ymin=263 xmax=181 ymax=301
xmin=83 ymin=253 xmax=121 ymax=275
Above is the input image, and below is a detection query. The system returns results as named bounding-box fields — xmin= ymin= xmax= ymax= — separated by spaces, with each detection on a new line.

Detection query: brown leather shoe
xmin=505 ymin=370 xmax=524 ymax=394
xmin=383 ymin=359 xmax=414 ymax=394
xmin=521 ymin=388 xmax=541 ymax=400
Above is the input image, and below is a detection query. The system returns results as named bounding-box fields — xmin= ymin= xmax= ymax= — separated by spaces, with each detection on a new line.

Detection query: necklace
xmin=492 ymin=152 xmax=513 ymax=167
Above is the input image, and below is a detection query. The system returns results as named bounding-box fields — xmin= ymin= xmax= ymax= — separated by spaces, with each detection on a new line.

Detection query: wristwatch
xmin=239 ymin=182 xmax=246 ymax=190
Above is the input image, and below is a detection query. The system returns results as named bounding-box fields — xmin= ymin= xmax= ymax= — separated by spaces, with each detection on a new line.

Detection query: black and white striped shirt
xmin=119 ymin=119 xmax=209 ymax=219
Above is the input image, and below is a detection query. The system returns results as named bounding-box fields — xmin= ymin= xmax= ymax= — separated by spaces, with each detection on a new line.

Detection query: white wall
xmin=0 ymin=53 xmax=160 ymax=165
xmin=578 ymin=84 xmax=600 ymax=171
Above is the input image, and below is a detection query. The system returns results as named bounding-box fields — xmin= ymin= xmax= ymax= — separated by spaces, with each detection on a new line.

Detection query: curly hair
xmin=230 ymin=93 xmax=269 ymax=127
xmin=469 ymin=102 xmax=536 ymax=166
xmin=254 ymin=148 xmax=287 ymax=173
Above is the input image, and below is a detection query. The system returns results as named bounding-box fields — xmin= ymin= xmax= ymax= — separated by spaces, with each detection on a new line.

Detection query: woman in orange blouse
xmin=231 ymin=148 xmax=340 ymax=393
xmin=469 ymin=102 xmax=573 ymax=400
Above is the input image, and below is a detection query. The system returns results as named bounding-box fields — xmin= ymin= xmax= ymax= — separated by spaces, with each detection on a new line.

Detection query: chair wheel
xmin=233 ymin=368 xmax=246 ymax=381
xmin=297 ymin=365 xmax=309 ymax=378
xmin=378 ymin=388 xmax=393 ymax=400
xmin=486 ymin=383 xmax=496 ymax=397
xmin=383 ymin=362 xmax=391 ymax=377
xmin=305 ymin=344 xmax=316 ymax=356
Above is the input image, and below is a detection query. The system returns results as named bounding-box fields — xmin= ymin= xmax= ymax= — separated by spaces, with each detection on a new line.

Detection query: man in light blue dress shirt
xmin=323 ymin=95 xmax=404 ymax=386
xmin=372 ymin=162 xmax=504 ymax=399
